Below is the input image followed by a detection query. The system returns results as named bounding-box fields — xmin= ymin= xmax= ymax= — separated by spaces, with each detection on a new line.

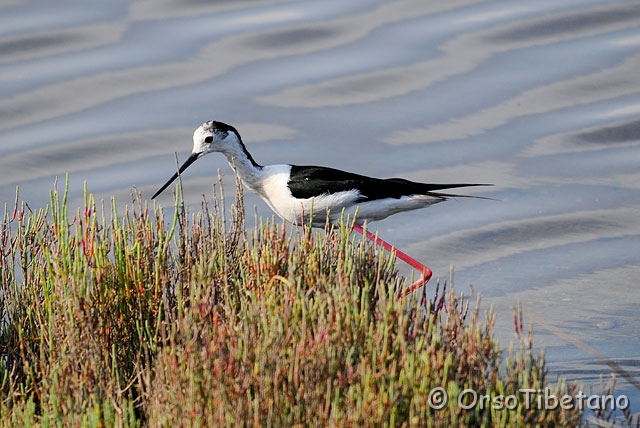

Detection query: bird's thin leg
xmin=352 ymin=223 xmax=432 ymax=296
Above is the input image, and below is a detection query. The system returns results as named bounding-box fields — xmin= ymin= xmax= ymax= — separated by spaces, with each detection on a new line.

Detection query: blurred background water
xmin=1 ymin=0 xmax=639 ymax=411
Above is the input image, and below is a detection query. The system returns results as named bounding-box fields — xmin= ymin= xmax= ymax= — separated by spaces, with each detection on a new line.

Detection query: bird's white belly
xmin=351 ymin=195 xmax=442 ymax=222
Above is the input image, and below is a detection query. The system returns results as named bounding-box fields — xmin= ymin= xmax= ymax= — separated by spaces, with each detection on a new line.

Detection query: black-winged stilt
xmin=152 ymin=121 xmax=489 ymax=294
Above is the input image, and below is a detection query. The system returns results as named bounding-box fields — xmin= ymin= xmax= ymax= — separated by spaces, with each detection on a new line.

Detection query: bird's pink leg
xmin=352 ymin=223 xmax=432 ymax=296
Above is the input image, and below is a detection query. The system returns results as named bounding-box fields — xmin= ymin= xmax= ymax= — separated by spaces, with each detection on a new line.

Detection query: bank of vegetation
xmin=0 ymin=179 xmax=625 ymax=426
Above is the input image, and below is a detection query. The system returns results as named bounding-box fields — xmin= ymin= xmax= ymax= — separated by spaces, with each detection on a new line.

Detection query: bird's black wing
xmin=288 ymin=165 xmax=487 ymax=201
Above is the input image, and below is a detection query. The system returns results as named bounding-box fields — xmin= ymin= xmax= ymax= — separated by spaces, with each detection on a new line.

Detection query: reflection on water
xmin=1 ymin=0 xmax=639 ymax=405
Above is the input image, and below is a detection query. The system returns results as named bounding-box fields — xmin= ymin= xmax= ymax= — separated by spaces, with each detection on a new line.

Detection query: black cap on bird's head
xmin=151 ymin=121 xmax=239 ymax=199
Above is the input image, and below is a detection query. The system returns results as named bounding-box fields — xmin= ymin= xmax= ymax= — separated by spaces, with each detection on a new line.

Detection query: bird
xmin=152 ymin=120 xmax=490 ymax=294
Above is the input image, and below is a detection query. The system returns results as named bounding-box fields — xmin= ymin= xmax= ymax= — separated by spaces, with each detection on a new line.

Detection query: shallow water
xmin=2 ymin=0 xmax=639 ymax=411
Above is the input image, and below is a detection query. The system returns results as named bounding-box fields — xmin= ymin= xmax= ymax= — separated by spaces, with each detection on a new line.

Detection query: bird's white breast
xmin=251 ymin=165 xmax=360 ymax=226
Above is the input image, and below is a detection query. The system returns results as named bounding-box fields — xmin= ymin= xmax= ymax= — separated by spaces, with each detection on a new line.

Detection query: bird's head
xmin=192 ymin=120 xmax=239 ymax=156
xmin=151 ymin=120 xmax=240 ymax=199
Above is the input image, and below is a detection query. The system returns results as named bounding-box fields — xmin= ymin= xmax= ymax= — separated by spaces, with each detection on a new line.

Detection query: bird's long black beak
xmin=151 ymin=152 xmax=200 ymax=199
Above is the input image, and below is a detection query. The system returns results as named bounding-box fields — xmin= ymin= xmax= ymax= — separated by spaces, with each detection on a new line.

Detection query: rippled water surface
xmin=2 ymin=0 xmax=639 ymax=406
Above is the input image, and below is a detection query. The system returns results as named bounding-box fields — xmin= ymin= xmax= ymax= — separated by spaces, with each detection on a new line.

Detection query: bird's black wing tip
xmin=447 ymin=183 xmax=493 ymax=188
xmin=431 ymin=192 xmax=497 ymax=201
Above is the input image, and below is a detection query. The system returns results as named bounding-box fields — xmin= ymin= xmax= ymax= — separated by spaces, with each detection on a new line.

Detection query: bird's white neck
xmin=218 ymin=133 xmax=264 ymax=190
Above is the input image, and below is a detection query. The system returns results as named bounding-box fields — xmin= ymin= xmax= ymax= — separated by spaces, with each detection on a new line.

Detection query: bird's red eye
xmin=205 ymin=136 xmax=213 ymax=143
